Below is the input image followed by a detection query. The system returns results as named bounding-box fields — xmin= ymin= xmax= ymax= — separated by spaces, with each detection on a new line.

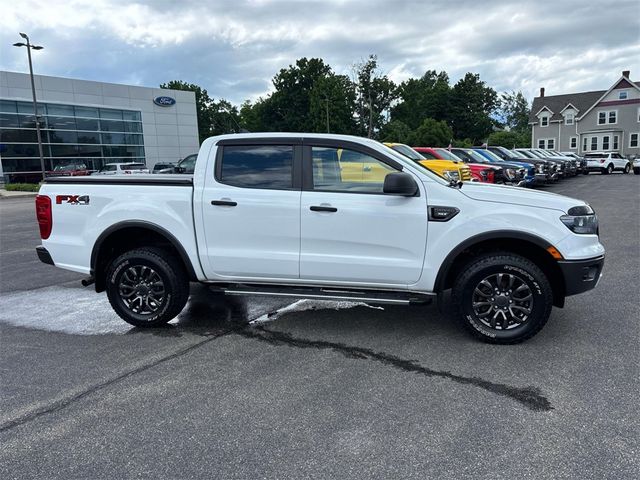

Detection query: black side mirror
xmin=383 ymin=172 xmax=418 ymax=196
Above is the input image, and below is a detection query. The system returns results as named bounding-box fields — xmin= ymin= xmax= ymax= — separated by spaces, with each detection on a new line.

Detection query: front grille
xmin=459 ymin=166 xmax=471 ymax=181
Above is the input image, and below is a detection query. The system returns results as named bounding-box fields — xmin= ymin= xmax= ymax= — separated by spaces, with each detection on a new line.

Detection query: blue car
xmin=472 ymin=148 xmax=538 ymax=187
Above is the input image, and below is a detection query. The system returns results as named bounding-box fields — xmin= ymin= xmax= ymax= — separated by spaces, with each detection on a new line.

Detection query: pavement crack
xmin=236 ymin=325 xmax=553 ymax=412
xmin=0 ymin=330 xmax=232 ymax=434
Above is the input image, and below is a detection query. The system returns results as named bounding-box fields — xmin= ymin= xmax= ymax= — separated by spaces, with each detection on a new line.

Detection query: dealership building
xmin=0 ymin=71 xmax=199 ymax=183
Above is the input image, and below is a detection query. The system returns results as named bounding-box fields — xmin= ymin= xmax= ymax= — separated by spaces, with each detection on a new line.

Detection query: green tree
xmin=309 ymin=74 xmax=357 ymax=134
xmin=499 ymin=91 xmax=530 ymax=133
xmin=487 ymin=130 xmax=530 ymax=148
xmin=353 ymin=55 xmax=398 ymax=138
xmin=379 ymin=120 xmax=413 ymax=144
xmin=391 ymin=70 xmax=451 ymax=130
xmin=449 ymin=73 xmax=498 ymax=142
xmin=409 ymin=118 xmax=453 ymax=147
xmin=160 ymin=80 xmax=213 ymax=143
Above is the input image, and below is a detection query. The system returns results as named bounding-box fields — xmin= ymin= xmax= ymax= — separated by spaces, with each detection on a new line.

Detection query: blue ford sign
xmin=153 ymin=96 xmax=176 ymax=107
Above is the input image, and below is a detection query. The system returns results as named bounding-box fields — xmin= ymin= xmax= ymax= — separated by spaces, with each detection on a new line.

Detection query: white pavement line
xmin=250 ymin=299 xmax=384 ymax=325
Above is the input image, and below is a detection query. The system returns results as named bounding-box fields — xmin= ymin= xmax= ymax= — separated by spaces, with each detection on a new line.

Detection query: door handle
xmin=363 ymin=165 xmax=372 ymax=172
xmin=310 ymin=205 xmax=337 ymax=212
xmin=211 ymin=200 xmax=237 ymax=207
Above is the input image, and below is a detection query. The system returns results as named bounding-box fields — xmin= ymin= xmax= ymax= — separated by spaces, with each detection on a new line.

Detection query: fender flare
xmin=90 ymin=220 xmax=198 ymax=281
xmin=433 ymin=230 xmax=554 ymax=292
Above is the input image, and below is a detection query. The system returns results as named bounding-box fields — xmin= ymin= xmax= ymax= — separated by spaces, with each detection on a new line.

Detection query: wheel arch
xmin=434 ymin=230 xmax=566 ymax=307
xmin=91 ymin=221 xmax=198 ymax=292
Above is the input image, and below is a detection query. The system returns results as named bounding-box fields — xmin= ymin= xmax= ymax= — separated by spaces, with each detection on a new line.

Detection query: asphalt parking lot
xmin=1 ymin=173 xmax=638 ymax=479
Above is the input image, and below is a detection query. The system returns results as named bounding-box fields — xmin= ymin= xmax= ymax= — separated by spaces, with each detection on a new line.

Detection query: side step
xmin=208 ymin=283 xmax=434 ymax=305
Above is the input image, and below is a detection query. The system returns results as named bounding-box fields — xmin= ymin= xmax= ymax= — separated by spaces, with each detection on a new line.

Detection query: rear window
xmin=584 ymin=153 xmax=605 ymax=158
xmin=220 ymin=145 xmax=293 ymax=189
xmin=123 ymin=164 xmax=146 ymax=170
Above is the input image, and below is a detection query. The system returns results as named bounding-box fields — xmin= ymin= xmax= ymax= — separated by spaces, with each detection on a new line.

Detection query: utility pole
xmin=13 ymin=33 xmax=45 ymax=181
xmin=324 ymin=96 xmax=330 ymax=133
xmin=368 ymin=89 xmax=373 ymax=138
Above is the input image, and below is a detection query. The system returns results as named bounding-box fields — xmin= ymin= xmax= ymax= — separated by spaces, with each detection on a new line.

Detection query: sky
xmin=1 ymin=0 xmax=639 ymax=105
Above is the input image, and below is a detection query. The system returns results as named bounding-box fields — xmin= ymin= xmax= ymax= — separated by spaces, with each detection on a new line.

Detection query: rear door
xmin=300 ymin=141 xmax=427 ymax=285
xmin=200 ymin=140 xmax=302 ymax=279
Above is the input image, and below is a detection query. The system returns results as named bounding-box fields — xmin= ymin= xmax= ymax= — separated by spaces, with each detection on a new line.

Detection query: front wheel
xmin=623 ymin=163 xmax=630 ymax=174
xmin=451 ymin=253 xmax=553 ymax=344
xmin=106 ymin=247 xmax=190 ymax=327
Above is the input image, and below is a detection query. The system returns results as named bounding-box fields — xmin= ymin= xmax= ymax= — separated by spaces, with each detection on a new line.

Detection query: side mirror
xmin=383 ymin=172 xmax=418 ymax=196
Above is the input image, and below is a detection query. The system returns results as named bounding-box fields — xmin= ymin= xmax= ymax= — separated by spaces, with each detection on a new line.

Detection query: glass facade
xmin=0 ymin=99 xmax=144 ymax=183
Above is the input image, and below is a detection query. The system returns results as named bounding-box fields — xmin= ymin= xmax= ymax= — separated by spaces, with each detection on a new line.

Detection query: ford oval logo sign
xmin=153 ymin=96 xmax=176 ymax=107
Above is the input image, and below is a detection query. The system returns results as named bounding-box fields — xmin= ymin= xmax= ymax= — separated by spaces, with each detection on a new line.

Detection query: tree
xmin=449 ymin=73 xmax=498 ymax=143
xmin=160 ymin=80 xmax=213 ymax=143
xmin=379 ymin=120 xmax=413 ymax=144
xmin=353 ymin=55 xmax=398 ymax=138
xmin=391 ymin=70 xmax=451 ymax=130
xmin=309 ymin=74 xmax=357 ymax=134
xmin=209 ymin=99 xmax=242 ymax=136
xmin=409 ymin=118 xmax=453 ymax=147
xmin=487 ymin=130 xmax=530 ymax=148
xmin=499 ymin=91 xmax=530 ymax=133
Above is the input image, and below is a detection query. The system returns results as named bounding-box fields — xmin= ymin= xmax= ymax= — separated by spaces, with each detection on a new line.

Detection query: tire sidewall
xmin=107 ymin=254 xmax=175 ymax=325
xmin=458 ymin=260 xmax=550 ymax=342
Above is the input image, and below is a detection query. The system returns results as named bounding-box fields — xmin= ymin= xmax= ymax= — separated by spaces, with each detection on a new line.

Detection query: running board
xmin=208 ymin=283 xmax=434 ymax=305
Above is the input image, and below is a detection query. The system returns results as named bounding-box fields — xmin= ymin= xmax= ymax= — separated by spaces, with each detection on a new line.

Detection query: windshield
xmin=475 ymin=149 xmax=504 ymax=162
xmin=458 ymin=149 xmax=490 ymax=163
xmin=389 ymin=144 xmax=425 ymax=161
xmin=54 ymin=164 xmax=85 ymax=171
xmin=434 ymin=148 xmax=462 ymax=161
xmin=378 ymin=143 xmax=450 ymax=185
xmin=516 ymin=150 xmax=536 ymax=159
xmin=509 ymin=150 xmax=528 ymax=159
xmin=122 ymin=164 xmax=146 ymax=170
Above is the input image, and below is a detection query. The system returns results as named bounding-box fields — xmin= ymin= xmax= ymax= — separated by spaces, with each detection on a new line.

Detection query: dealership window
xmin=602 ymin=136 xmax=610 ymax=150
xmin=0 ymin=100 xmax=145 ymax=182
xmin=564 ymin=112 xmax=574 ymax=125
xmin=598 ymin=112 xmax=606 ymax=125
xmin=570 ymin=137 xmax=577 ymax=149
xmin=540 ymin=114 xmax=549 ymax=127
xmin=608 ymin=111 xmax=617 ymax=124
xmin=618 ymin=91 xmax=628 ymax=100
xmin=613 ymin=135 xmax=619 ymax=150
xmin=630 ymin=133 xmax=639 ymax=148
xmin=582 ymin=137 xmax=588 ymax=152
xmin=590 ymin=137 xmax=598 ymax=151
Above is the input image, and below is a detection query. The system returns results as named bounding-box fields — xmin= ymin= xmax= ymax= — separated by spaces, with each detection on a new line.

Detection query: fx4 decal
xmin=56 ymin=195 xmax=90 ymax=205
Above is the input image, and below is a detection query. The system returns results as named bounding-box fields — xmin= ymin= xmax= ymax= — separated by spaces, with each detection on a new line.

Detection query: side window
xmin=180 ymin=155 xmax=197 ymax=173
xmin=219 ymin=145 xmax=293 ymax=189
xmin=311 ymin=146 xmax=398 ymax=194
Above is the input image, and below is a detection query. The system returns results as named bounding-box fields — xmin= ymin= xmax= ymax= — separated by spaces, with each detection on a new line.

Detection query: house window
xmin=540 ymin=114 xmax=549 ymax=127
xmin=582 ymin=137 xmax=588 ymax=152
xmin=602 ymin=136 xmax=610 ymax=150
xmin=570 ymin=137 xmax=577 ymax=149
xmin=613 ymin=135 xmax=619 ymax=150
xmin=591 ymin=137 xmax=598 ymax=151
xmin=630 ymin=133 xmax=639 ymax=148
xmin=608 ymin=111 xmax=617 ymax=124
xmin=565 ymin=112 xmax=574 ymax=125
xmin=598 ymin=112 xmax=606 ymax=125
xmin=538 ymin=139 xmax=545 ymax=148
xmin=547 ymin=139 xmax=555 ymax=149
xmin=619 ymin=91 xmax=628 ymax=100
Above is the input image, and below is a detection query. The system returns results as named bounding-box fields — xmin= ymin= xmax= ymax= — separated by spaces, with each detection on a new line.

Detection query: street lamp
xmin=13 ymin=32 xmax=45 ymax=181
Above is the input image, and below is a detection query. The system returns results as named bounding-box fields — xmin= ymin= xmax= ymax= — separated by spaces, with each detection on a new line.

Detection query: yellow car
xmin=383 ymin=143 xmax=471 ymax=182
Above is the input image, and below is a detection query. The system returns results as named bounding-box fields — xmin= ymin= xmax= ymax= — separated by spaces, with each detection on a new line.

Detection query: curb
xmin=0 ymin=190 xmax=38 ymax=199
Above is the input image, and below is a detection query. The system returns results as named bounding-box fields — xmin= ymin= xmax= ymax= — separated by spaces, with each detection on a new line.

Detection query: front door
xmin=200 ymin=142 xmax=301 ymax=279
xmin=300 ymin=143 xmax=428 ymax=285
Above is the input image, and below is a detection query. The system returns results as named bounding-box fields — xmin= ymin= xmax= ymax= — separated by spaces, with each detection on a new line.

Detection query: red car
xmin=45 ymin=163 xmax=91 ymax=177
xmin=414 ymin=147 xmax=498 ymax=183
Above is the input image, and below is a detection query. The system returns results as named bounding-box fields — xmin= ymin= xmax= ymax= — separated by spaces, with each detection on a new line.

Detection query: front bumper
xmin=558 ymin=255 xmax=605 ymax=296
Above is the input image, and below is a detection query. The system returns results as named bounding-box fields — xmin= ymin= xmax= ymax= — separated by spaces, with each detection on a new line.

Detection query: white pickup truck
xmin=35 ymin=133 xmax=605 ymax=344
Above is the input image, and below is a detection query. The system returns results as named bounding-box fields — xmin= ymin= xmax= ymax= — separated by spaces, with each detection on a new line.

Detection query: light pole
xmin=13 ymin=33 xmax=45 ymax=181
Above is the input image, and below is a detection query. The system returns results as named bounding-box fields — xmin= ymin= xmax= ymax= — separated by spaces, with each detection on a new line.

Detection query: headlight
xmin=504 ymin=168 xmax=516 ymax=180
xmin=442 ymin=170 xmax=459 ymax=181
xmin=560 ymin=205 xmax=598 ymax=234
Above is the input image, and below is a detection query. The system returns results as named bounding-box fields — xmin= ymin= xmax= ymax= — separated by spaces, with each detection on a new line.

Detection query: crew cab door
xmin=300 ymin=142 xmax=427 ymax=285
xmin=199 ymin=141 xmax=302 ymax=279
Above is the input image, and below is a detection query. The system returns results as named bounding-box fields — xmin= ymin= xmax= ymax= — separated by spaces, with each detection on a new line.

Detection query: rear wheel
xmin=451 ymin=253 xmax=553 ymax=344
xmin=106 ymin=247 xmax=190 ymax=327
xmin=623 ymin=163 xmax=630 ymax=174
xmin=603 ymin=163 xmax=614 ymax=174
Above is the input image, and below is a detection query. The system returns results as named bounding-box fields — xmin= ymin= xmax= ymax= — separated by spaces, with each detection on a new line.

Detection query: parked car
xmin=447 ymin=148 xmax=505 ymax=183
xmin=471 ymin=148 xmax=532 ymax=186
xmin=583 ymin=152 xmax=631 ymax=174
xmin=531 ymin=149 xmax=578 ymax=176
xmin=93 ymin=163 xmax=150 ymax=175
xmin=486 ymin=146 xmax=552 ymax=183
xmin=559 ymin=152 xmax=588 ymax=174
xmin=156 ymin=154 xmax=197 ymax=174
xmin=46 ymin=163 xmax=90 ymax=177
xmin=35 ymin=133 xmax=605 ymax=344
xmin=515 ymin=149 xmax=563 ymax=180
xmin=152 ymin=162 xmax=176 ymax=173
xmin=384 ymin=144 xmax=471 ymax=182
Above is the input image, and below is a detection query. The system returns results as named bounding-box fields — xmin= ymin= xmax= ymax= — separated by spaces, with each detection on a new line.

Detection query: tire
xmin=603 ymin=164 xmax=613 ymax=174
xmin=451 ymin=253 xmax=553 ymax=344
xmin=106 ymin=247 xmax=190 ymax=327
xmin=623 ymin=163 xmax=630 ymax=174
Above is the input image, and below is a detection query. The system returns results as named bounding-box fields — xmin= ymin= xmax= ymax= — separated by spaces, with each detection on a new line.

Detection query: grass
xmin=4 ymin=183 xmax=40 ymax=192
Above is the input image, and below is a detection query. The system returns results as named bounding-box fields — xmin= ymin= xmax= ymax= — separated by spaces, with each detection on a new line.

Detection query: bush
xmin=4 ymin=183 xmax=40 ymax=192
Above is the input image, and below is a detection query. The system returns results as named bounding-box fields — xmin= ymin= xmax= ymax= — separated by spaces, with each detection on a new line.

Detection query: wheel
xmin=106 ymin=247 xmax=190 ymax=327
xmin=451 ymin=253 xmax=553 ymax=344
xmin=623 ymin=163 xmax=630 ymax=174
xmin=603 ymin=163 xmax=613 ymax=174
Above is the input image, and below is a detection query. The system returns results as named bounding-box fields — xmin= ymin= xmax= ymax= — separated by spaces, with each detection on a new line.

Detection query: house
xmin=529 ymin=70 xmax=640 ymax=157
